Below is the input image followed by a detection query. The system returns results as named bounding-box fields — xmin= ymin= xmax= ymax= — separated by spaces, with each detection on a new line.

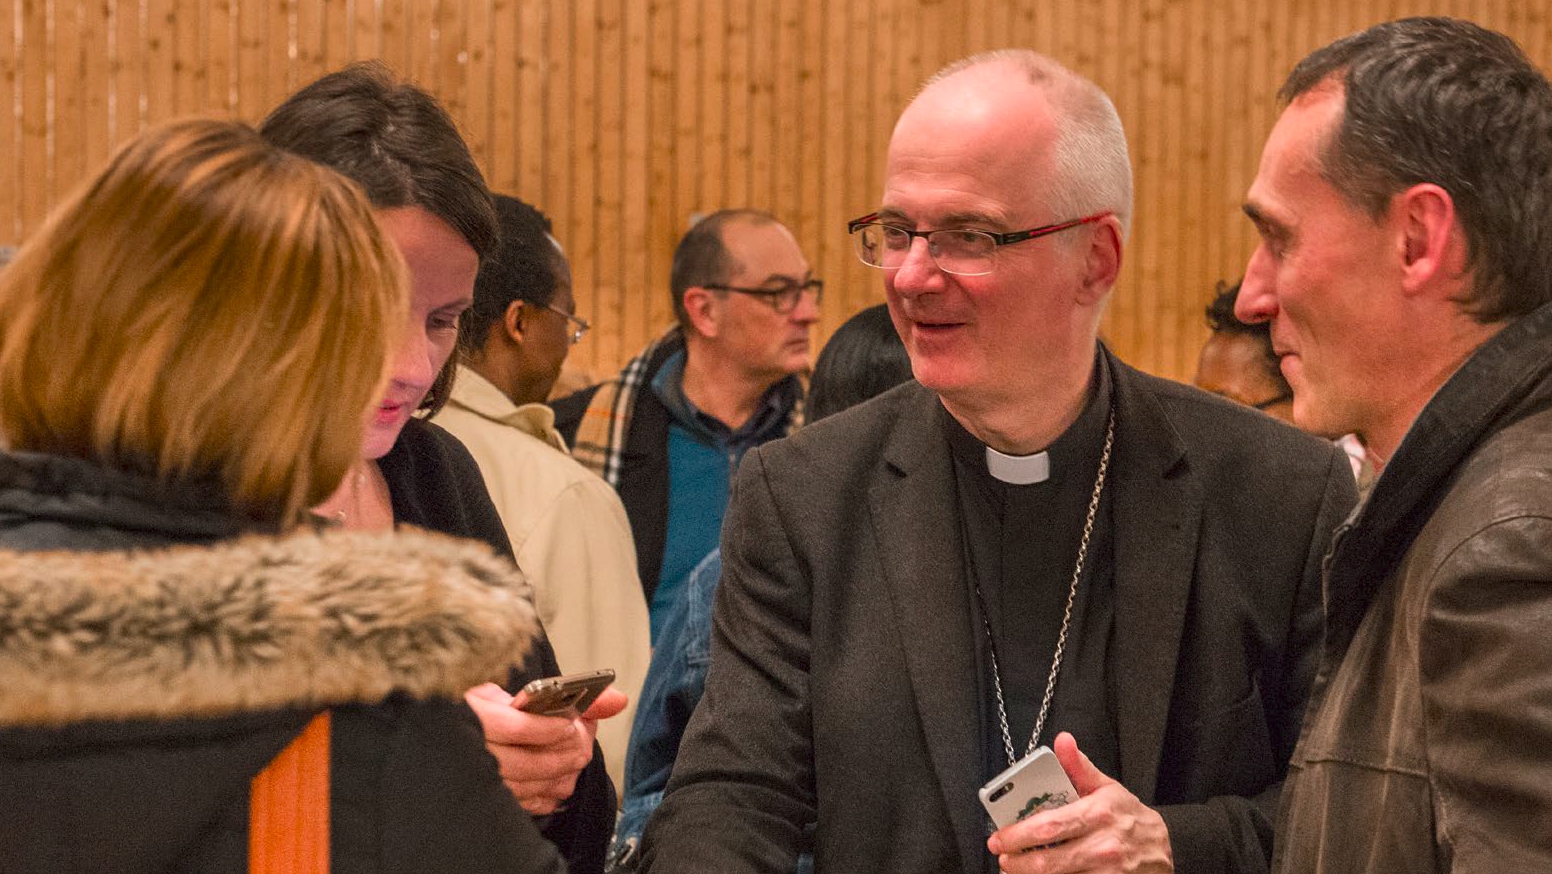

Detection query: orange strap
xmin=249 ymin=711 xmax=330 ymax=874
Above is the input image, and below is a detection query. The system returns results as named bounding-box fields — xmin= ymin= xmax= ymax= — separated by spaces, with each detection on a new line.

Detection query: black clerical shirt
xmin=944 ymin=355 xmax=1120 ymax=793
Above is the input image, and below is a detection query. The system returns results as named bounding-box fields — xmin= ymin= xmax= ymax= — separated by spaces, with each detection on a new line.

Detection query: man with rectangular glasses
xmin=639 ymin=51 xmax=1354 ymax=874
xmin=553 ymin=209 xmax=818 ymax=644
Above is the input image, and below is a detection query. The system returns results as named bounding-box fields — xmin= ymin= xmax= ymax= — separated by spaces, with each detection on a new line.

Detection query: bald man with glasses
xmin=552 ymin=209 xmax=818 ymax=644
xmin=638 ymin=51 xmax=1354 ymax=874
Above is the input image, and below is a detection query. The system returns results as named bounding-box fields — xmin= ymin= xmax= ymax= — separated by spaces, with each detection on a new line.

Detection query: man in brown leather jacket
xmin=1235 ymin=17 xmax=1552 ymax=873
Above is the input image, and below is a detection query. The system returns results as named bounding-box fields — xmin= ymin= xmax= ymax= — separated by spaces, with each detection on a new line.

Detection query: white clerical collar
xmin=984 ymin=445 xmax=1051 ymax=485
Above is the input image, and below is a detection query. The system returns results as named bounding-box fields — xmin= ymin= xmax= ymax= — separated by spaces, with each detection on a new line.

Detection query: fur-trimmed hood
xmin=0 ymin=526 xmax=539 ymax=727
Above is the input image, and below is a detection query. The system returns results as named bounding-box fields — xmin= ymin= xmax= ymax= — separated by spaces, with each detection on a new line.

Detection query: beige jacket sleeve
xmin=513 ymin=474 xmax=651 ymax=798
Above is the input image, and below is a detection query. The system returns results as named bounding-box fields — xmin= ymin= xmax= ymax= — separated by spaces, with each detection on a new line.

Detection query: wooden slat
xmin=699 ymin=0 xmax=727 ymax=209
xmin=234 ymin=0 xmax=265 ymax=120
xmin=19 ymin=0 xmax=50 ymax=231
xmin=746 ymin=0 xmax=773 ymax=214
xmin=353 ymin=0 xmax=377 ymax=62
xmin=176 ymin=0 xmax=206 ymax=115
xmin=593 ymin=0 xmax=624 ymax=372
xmin=723 ymin=0 xmax=750 ymax=207
xmin=52 ymin=0 xmax=85 ymax=206
xmin=436 ymin=0 xmax=468 ymax=133
xmin=813 ymin=0 xmax=844 ymax=286
xmin=263 ymin=0 xmax=290 ymax=109
xmin=769 ymin=0 xmax=802 ymax=230
xmin=620 ymin=0 xmax=651 ymax=369
xmin=293 ymin=0 xmax=326 ymax=92
xmin=644 ymin=0 xmax=677 ymax=336
xmin=462 ymin=0 xmax=494 ymax=180
xmin=558 ymin=0 xmax=590 ymax=352
xmin=1 ymin=0 xmax=19 ymax=242
xmin=377 ymin=0 xmax=408 ymax=79
xmin=206 ymin=0 xmax=236 ymax=114
xmin=407 ymin=0 xmax=436 ymax=88
xmin=142 ymin=0 xmax=174 ymax=125
xmin=484 ymin=0 xmax=517 ymax=192
xmin=672 ymin=0 xmax=700 ymax=227
xmin=513 ymin=0 xmax=545 ymax=198
xmin=320 ymin=0 xmax=352 ymax=72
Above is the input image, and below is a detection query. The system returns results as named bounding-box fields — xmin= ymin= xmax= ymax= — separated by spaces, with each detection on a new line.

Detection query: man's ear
xmin=1395 ymin=183 xmax=1463 ymax=297
xmin=503 ymin=300 xmax=528 ymax=345
xmin=683 ymin=287 xmax=721 ymax=338
xmin=1076 ymin=216 xmax=1123 ymax=306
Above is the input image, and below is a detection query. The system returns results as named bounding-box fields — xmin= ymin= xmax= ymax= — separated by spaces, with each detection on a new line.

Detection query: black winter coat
xmin=380 ymin=419 xmax=616 ymax=874
xmin=0 ymin=449 xmax=568 ymax=874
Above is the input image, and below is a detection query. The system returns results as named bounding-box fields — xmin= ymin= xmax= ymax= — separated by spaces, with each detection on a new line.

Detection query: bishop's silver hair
xmin=922 ymin=50 xmax=1134 ymax=240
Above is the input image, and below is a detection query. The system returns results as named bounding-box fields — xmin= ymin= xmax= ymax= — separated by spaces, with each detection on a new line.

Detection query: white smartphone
xmin=978 ymin=745 xmax=1078 ymax=830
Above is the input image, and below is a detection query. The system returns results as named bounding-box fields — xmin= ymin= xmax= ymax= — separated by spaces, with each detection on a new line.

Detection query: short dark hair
xmin=669 ymin=208 xmax=779 ymax=328
xmin=1281 ymin=16 xmax=1552 ymax=322
xmin=1205 ymin=280 xmax=1286 ymax=391
xmin=258 ymin=62 xmax=498 ymax=416
xmin=459 ymin=195 xmax=558 ymax=353
xmin=806 ymin=303 xmax=914 ymax=422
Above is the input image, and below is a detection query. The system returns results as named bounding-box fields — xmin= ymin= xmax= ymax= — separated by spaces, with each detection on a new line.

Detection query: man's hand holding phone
xmin=464 ymin=670 xmax=629 ymax=816
xmin=985 ymin=732 xmax=1174 ymax=874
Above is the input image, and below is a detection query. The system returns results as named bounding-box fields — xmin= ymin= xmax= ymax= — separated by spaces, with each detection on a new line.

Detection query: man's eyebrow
xmin=873 ymin=208 xmax=1009 ymax=229
xmin=751 ymin=271 xmax=807 ymax=287
xmin=1242 ymin=202 xmax=1282 ymax=235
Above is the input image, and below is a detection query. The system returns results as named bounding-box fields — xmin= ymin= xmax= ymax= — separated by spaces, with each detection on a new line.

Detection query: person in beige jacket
xmin=435 ymin=194 xmax=650 ymax=797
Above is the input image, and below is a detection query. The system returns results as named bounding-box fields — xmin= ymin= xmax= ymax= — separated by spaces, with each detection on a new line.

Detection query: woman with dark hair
xmin=259 ymin=63 xmax=620 ymax=874
xmin=805 ymin=303 xmax=915 ymax=421
xmin=0 ymin=119 xmax=553 ymax=873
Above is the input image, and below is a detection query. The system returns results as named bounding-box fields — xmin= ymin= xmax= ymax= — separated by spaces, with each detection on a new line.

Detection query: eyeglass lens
xmin=853 ymin=225 xmax=996 ymax=276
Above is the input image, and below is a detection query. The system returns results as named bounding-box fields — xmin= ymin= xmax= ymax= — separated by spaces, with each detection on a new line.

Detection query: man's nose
xmin=790 ymin=286 xmax=821 ymax=323
xmin=889 ymin=236 xmax=942 ymax=296
xmin=1235 ymin=246 xmax=1278 ymax=324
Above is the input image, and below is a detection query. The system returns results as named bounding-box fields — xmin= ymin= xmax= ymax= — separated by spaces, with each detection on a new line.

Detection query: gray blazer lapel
xmin=1107 ymin=357 xmax=1201 ymax=802
xmin=866 ymin=387 xmax=986 ymax=874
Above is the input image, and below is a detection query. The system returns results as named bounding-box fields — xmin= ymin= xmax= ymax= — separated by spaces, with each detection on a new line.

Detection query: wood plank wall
xmin=2 ymin=0 xmax=1548 ymax=382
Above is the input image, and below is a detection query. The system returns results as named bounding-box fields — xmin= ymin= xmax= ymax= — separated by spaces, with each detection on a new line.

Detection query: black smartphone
xmin=513 ymin=668 xmax=616 ymax=717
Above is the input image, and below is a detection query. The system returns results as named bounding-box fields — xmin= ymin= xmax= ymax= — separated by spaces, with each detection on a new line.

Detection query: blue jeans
xmin=606 ymin=550 xmax=812 ymax=873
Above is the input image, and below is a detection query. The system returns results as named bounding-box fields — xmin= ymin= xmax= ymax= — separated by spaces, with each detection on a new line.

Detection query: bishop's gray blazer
xmin=638 ymin=351 xmax=1357 ymax=874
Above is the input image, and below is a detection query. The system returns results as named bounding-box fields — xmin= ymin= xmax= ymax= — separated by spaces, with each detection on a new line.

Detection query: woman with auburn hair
xmin=0 ymin=119 xmax=563 ymax=873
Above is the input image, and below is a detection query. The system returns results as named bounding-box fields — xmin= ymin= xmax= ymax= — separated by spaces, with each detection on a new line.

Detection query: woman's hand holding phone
xmin=464 ymin=678 xmax=629 ymax=815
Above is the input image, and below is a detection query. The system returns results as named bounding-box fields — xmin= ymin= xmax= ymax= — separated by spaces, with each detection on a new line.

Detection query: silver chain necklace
xmin=973 ymin=406 xmax=1114 ymax=767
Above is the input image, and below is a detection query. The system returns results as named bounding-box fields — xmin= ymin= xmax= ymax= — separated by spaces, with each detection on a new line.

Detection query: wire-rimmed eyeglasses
xmin=846 ymin=211 xmax=1112 ymax=276
xmin=545 ymin=304 xmax=591 ymax=345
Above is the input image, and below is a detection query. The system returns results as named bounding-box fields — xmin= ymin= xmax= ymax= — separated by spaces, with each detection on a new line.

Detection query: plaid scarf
xmin=571 ymin=326 xmax=805 ymax=488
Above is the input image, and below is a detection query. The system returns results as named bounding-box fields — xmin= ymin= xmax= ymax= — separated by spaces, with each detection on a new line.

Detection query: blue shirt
xmin=648 ymin=350 xmax=798 ymax=641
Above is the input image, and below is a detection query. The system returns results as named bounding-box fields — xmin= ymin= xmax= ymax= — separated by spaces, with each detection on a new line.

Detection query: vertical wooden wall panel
xmin=644 ymin=0 xmax=677 ymax=335
xmin=143 ymin=0 xmax=173 ymax=126
xmin=205 ymin=0 xmax=234 ymax=113
xmin=5 ymin=0 xmax=1551 ymax=381
xmin=1 ymin=0 xmax=15 ymax=241
xmin=18 ymin=0 xmax=48 ymax=230
xmin=567 ymin=0 xmax=599 ymax=367
xmin=592 ymin=0 xmax=623 ymax=371
xmin=511 ymin=0 xmax=543 ymax=199
xmin=615 ymin=0 xmax=650 ymax=369
xmin=52 ymin=0 xmax=83 ymax=202
xmin=460 ymin=0 xmax=491 ymax=168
